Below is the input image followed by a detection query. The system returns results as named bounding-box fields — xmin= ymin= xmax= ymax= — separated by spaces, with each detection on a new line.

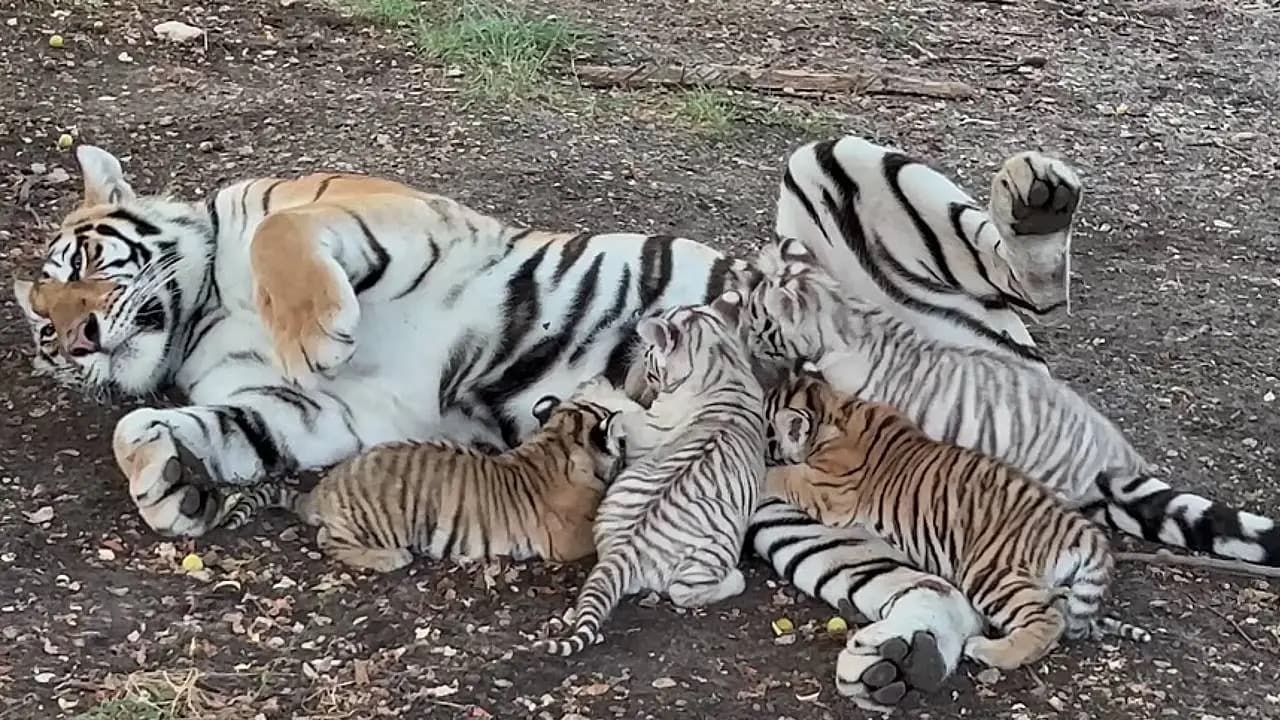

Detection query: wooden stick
xmin=1115 ymin=550 xmax=1280 ymax=580
xmin=572 ymin=63 xmax=976 ymax=100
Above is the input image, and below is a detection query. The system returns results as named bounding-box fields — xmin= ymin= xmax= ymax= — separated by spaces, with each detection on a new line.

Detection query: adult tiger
xmin=9 ymin=140 xmax=1070 ymax=712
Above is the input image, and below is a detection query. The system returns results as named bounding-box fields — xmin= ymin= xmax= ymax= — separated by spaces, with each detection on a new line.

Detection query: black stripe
xmin=216 ymin=406 xmax=287 ymax=476
xmin=881 ymin=152 xmax=959 ymax=287
xmin=347 ymin=210 xmax=391 ymax=295
xmin=313 ymin=175 xmax=340 ymax=202
xmin=553 ymin=232 xmax=594 ymax=283
xmin=702 ymin=256 xmax=733 ymax=304
xmin=948 ymin=204 xmax=1011 ymax=311
xmin=262 ymin=179 xmax=287 ymax=215
xmin=393 ymin=240 xmax=440 ymax=300
xmin=782 ymin=162 xmax=831 ymax=245
xmin=477 ymin=253 xmax=605 ymax=447
xmin=570 ymin=265 xmax=632 ymax=364
xmin=636 ymin=235 xmax=674 ymax=310
xmin=106 ymin=208 xmax=162 ymax=236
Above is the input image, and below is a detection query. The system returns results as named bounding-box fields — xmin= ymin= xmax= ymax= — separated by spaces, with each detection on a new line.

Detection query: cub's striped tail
xmin=1093 ymin=617 xmax=1152 ymax=643
xmin=1091 ymin=473 xmax=1280 ymax=567
xmin=219 ymin=482 xmax=313 ymax=532
xmin=531 ymin=550 xmax=634 ymax=657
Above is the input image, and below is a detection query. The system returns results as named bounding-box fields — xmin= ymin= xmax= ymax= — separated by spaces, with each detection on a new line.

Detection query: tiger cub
xmin=532 ymin=290 xmax=767 ymax=656
xmin=765 ymin=372 xmax=1150 ymax=670
xmin=223 ymin=388 xmax=627 ymax=572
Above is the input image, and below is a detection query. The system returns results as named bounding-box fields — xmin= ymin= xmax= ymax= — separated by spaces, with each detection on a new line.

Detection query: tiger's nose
xmin=66 ymin=314 xmax=102 ymax=357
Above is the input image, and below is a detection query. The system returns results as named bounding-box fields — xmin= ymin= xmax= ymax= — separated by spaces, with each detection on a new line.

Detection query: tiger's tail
xmin=531 ymin=549 xmax=634 ymax=657
xmin=1089 ymin=472 xmax=1280 ymax=567
xmin=220 ymin=481 xmax=317 ymax=531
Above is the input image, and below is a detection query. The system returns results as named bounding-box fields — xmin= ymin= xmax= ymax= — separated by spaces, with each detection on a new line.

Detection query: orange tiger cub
xmin=223 ymin=390 xmax=627 ymax=572
xmin=765 ymin=372 xmax=1150 ymax=670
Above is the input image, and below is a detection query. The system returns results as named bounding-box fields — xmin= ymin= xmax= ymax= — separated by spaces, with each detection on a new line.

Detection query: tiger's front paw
xmin=113 ymin=409 xmax=233 ymax=537
xmin=252 ymin=243 xmax=359 ymax=388
xmin=990 ymin=151 xmax=1082 ymax=238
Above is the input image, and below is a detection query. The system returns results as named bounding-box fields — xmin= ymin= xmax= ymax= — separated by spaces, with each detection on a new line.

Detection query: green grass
xmin=343 ymin=0 xmax=586 ymax=101
xmin=673 ymin=88 xmax=740 ymax=135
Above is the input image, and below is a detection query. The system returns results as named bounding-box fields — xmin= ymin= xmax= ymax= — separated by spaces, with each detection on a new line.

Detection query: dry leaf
xmin=24 ymin=506 xmax=54 ymax=524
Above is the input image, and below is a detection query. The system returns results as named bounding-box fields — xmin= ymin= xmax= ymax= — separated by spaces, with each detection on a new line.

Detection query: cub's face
xmin=12 ymin=146 xmax=188 ymax=395
xmin=635 ymin=290 xmax=744 ymax=394
xmin=744 ymin=238 xmax=843 ymax=366
xmin=531 ymin=394 xmax=628 ymax=483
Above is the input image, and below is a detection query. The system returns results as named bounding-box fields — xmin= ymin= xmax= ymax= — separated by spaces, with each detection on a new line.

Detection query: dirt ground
xmin=1 ymin=0 xmax=1279 ymax=718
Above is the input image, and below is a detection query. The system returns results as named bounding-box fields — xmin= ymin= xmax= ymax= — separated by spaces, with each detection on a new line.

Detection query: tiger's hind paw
xmin=990 ymin=151 xmax=1082 ymax=238
xmin=836 ymin=630 xmax=948 ymax=712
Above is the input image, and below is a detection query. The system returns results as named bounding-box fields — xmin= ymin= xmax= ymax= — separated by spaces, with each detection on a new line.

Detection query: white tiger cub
xmin=744 ymin=237 xmax=1280 ymax=569
xmin=776 ymin=136 xmax=1083 ymax=371
xmin=532 ymin=291 xmax=767 ymax=656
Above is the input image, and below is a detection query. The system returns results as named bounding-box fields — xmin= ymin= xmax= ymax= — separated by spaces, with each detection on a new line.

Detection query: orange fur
xmin=765 ymin=374 xmax=1121 ymax=670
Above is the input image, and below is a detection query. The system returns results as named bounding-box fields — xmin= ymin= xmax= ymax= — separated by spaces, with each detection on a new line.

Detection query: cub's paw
xmin=253 ymin=251 xmax=359 ymax=388
xmin=991 ymin=151 xmax=1083 ymax=237
xmin=836 ymin=627 xmax=948 ymax=712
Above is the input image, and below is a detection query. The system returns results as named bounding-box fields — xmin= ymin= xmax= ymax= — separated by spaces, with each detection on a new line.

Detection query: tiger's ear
xmin=12 ymin=278 xmax=37 ymax=320
xmin=77 ymin=145 xmax=136 ymax=207
xmin=778 ymin=237 xmax=812 ymax=261
xmin=774 ymin=408 xmax=813 ymax=452
xmin=592 ymin=411 xmax=628 ymax=456
xmin=532 ymin=394 xmax=560 ymax=425
xmin=637 ymin=316 xmax=677 ymax=355
xmin=709 ymin=289 xmax=743 ymax=327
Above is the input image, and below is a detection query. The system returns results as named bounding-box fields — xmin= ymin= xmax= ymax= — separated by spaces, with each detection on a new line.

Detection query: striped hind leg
xmin=963 ymin=573 xmax=1065 ymax=670
xmin=315 ymin=526 xmax=413 ymax=573
xmin=532 ymin=550 xmax=635 ymax=657
xmin=668 ymin=545 xmax=747 ymax=607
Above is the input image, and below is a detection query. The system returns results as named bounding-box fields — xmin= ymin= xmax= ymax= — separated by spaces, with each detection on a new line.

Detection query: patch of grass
xmin=347 ymin=0 xmax=422 ymax=26
xmin=73 ymin=669 xmax=242 ymax=720
xmin=674 ymin=88 xmax=740 ymax=135
xmin=343 ymin=0 xmax=587 ymax=102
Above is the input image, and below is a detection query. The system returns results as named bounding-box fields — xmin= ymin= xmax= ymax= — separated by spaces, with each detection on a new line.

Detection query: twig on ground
xmin=573 ymin=63 xmax=976 ymax=100
xmin=1116 ymin=549 xmax=1280 ymax=580
xmin=1185 ymin=593 xmax=1276 ymax=656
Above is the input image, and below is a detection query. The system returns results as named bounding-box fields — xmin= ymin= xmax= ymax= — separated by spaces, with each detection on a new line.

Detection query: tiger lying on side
xmin=217 ymin=384 xmax=629 ymax=570
xmin=12 ymin=138 xmax=1087 ymax=712
xmin=533 ymin=291 xmax=766 ymax=656
xmin=764 ymin=372 xmax=1151 ymax=670
xmin=744 ymin=237 xmax=1280 ymax=569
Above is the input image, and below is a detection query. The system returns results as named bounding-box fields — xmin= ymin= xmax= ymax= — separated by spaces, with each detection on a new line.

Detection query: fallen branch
xmin=1116 ymin=550 xmax=1280 ymax=580
xmin=573 ymin=63 xmax=976 ymax=100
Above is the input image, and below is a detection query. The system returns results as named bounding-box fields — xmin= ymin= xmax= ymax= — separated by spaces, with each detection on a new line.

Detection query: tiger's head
xmin=744 ymin=237 xmax=874 ymax=369
xmin=531 ymin=386 xmax=629 ymax=484
xmin=634 ymin=289 xmax=750 ymax=395
xmin=10 ymin=146 xmax=214 ymax=396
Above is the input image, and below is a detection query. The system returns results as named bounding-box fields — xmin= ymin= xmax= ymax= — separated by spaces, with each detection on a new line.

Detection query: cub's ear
xmin=590 ymin=411 xmax=626 ymax=455
xmin=636 ymin=316 xmax=678 ymax=355
xmin=12 ymin=278 xmax=36 ymax=319
xmin=532 ymin=394 xmax=560 ymax=425
xmin=77 ymin=145 xmax=136 ymax=207
xmin=778 ymin=237 xmax=812 ymax=261
xmin=775 ymin=408 xmax=812 ymax=448
xmin=709 ymin=289 xmax=743 ymax=327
